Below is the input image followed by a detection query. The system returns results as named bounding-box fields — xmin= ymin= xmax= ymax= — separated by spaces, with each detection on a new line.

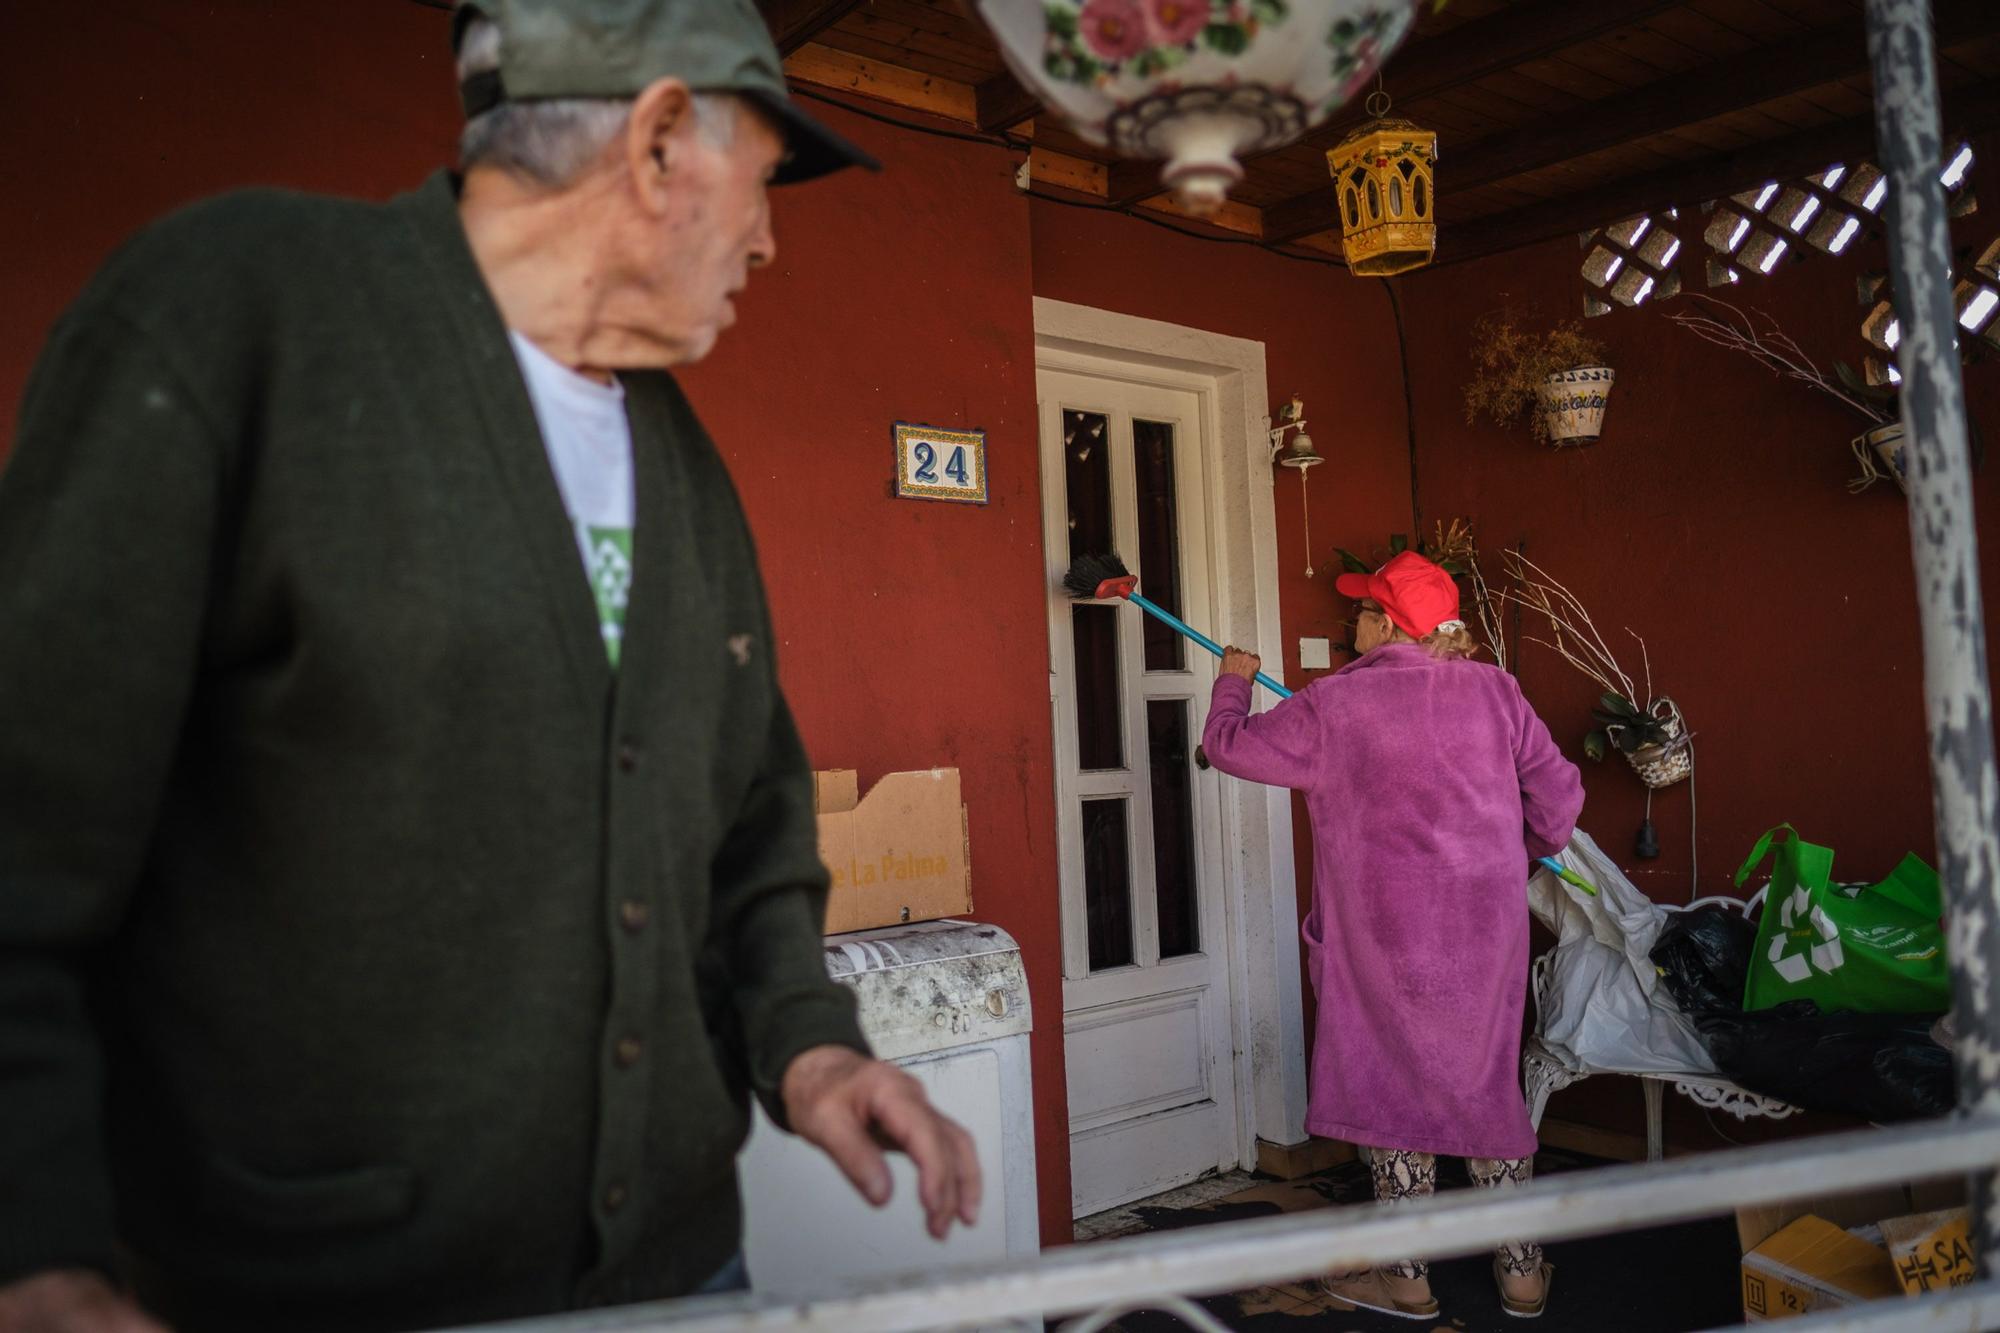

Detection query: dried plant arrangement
xmin=1497 ymin=551 xmax=1691 ymax=789
xmin=1463 ymin=311 xmax=1610 ymax=444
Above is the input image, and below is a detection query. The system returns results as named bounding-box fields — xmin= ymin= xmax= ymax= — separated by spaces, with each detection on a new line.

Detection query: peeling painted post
xmin=1865 ymin=0 xmax=2000 ymax=1269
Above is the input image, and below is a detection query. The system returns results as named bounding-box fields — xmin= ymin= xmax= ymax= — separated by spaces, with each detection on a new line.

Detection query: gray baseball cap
xmin=452 ymin=0 xmax=880 ymax=184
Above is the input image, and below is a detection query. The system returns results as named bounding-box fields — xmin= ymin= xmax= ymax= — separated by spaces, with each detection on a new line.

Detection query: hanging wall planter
xmin=1850 ymin=421 xmax=1909 ymax=495
xmin=1463 ymin=311 xmax=1612 ymax=447
xmin=1536 ymin=365 xmax=1618 ymax=447
xmin=1615 ymin=697 xmax=1694 ymax=790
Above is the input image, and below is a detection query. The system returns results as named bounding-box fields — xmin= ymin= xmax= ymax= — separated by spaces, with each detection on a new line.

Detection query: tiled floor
xmin=1066 ymin=1150 xmax=1746 ymax=1332
xmin=1073 ymin=1170 xmax=1262 ymax=1242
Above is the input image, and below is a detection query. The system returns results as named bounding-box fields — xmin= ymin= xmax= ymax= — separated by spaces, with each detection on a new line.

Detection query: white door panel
xmin=1038 ymin=366 xmax=1240 ymax=1218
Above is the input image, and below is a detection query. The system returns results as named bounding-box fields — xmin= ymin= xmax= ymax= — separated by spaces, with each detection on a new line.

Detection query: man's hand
xmin=0 ymin=1270 xmax=168 ymax=1333
xmin=780 ymin=1044 xmax=982 ymax=1240
xmin=1221 ymin=645 xmax=1261 ymax=682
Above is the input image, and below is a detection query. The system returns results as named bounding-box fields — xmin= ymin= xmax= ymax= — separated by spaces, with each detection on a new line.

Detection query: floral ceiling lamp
xmin=978 ymin=1 xmax=1425 ymax=215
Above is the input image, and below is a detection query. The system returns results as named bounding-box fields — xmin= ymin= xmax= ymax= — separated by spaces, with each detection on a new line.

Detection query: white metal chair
xmin=1523 ymin=887 xmax=1799 ymax=1161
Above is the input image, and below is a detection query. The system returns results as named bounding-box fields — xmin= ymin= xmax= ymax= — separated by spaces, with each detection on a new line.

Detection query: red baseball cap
xmin=1335 ymin=550 xmax=1462 ymax=639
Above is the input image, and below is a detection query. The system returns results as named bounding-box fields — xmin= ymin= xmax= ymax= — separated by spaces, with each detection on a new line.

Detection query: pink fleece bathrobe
xmin=1203 ymin=644 xmax=1584 ymax=1159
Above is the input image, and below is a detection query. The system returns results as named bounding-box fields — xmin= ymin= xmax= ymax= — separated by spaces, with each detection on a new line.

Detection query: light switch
xmin=1299 ymin=637 xmax=1332 ymax=670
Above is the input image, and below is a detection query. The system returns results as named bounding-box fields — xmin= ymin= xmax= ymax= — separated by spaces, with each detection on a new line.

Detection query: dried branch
xmin=1466 ymin=551 xmax=1508 ymax=672
xmin=1665 ymin=295 xmax=1893 ymax=426
xmin=1498 ymin=551 xmax=1641 ymax=703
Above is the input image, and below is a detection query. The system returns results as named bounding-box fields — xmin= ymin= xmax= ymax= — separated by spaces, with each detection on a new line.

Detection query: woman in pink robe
xmin=1203 ymin=551 xmax=1583 ymax=1321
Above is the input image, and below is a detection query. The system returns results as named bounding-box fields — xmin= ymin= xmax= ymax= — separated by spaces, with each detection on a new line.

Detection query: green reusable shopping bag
xmin=1735 ymin=825 xmax=1950 ymax=1015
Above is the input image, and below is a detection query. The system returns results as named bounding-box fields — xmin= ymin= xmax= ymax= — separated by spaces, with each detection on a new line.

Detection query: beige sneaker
xmin=1495 ymin=1257 xmax=1554 ymax=1319
xmin=1318 ymin=1268 xmax=1440 ymax=1321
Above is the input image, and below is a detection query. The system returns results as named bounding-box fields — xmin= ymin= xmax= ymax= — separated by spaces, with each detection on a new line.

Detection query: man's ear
xmin=624 ymin=76 xmax=694 ymax=213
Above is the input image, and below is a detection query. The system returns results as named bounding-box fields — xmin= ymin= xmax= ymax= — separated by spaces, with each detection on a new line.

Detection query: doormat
xmin=1072 ymin=1149 xmax=1744 ymax=1332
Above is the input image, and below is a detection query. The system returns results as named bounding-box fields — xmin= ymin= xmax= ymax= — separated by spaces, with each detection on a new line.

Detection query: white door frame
xmin=1034 ymin=296 xmax=1309 ymax=1162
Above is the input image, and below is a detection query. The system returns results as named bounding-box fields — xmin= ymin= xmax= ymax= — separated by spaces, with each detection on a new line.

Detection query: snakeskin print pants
xmin=1368 ymin=1149 xmax=1543 ymax=1280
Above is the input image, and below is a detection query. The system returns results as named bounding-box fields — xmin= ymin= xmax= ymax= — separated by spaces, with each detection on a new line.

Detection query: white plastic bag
xmin=1527 ymin=832 xmax=1718 ymax=1076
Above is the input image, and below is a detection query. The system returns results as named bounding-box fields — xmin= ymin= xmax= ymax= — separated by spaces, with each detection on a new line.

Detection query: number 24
xmin=913 ymin=442 xmax=970 ymax=486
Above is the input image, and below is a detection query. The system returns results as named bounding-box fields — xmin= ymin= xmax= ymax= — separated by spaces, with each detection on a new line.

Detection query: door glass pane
xmin=1133 ymin=418 xmax=1185 ymax=671
xmin=1072 ymin=604 xmax=1123 ymax=769
xmin=1063 ymin=408 xmax=1112 ymax=560
xmin=1148 ymin=700 xmax=1200 ymax=958
xmin=1082 ymin=798 xmax=1135 ymax=971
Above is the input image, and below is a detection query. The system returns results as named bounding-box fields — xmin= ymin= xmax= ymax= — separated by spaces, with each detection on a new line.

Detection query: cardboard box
xmin=814 ymin=768 xmax=972 ymax=935
xmin=1741 ymin=1215 xmax=1902 ymax=1322
xmin=1881 ymin=1207 xmax=1974 ymax=1295
xmin=1735 ymin=1177 xmax=1969 ymax=1322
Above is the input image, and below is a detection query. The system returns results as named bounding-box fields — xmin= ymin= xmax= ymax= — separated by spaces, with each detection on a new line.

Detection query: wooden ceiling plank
xmin=974 ymin=72 xmax=1039 ymax=132
xmin=1684 ymin=0 xmax=1814 ymax=43
xmin=1435 ymin=4 xmax=2000 ymax=195
xmin=1596 ymin=25 xmax=1714 ymax=77
xmin=1635 ymin=10 xmax=1763 ymax=60
xmin=1261 ymin=188 xmax=1344 ymax=246
xmin=781 ymin=43 xmax=979 ymax=122
xmin=1440 ymin=80 xmax=2000 ymax=265
xmin=1239 ymin=0 xmax=1684 ymax=168
xmin=1551 ymin=34 xmax=1696 ymax=86
xmin=1470 ymin=68 xmax=1591 ymax=116
xmin=1504 ymin=55 xmax=1628 ymax=102
xmin=1105 ymin=159 xmax=1168 ymax=206
xmin=812 ymin=30 xmax=992 ymax=85
xmin=1027 ymin=147 xmax=1107 ymax=198
xmin=856 ymin=0 xmax=978 ymax=39
xmin=758 ymin=0 xmax=870 ymax=57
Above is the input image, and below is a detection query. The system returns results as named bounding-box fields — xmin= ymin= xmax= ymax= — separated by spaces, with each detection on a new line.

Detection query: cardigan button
xmin=617 ymin=742 xmax=641 ymax=772
xmin=603 ymin=1183 xmax=628 ymax=1213
xmin=614 ymin=1036 xmax=644 ymax=1068
xmin=619 ymin=900 xmax=650 ymax=933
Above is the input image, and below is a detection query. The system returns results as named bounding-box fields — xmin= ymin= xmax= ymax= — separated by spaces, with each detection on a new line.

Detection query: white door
xmin=1038 ymin=365 xmax=1240 ymax=1218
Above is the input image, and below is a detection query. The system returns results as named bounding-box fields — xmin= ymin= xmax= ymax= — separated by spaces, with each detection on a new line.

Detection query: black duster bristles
xmin=1062 ymin=552 xmax=1131 ymax=599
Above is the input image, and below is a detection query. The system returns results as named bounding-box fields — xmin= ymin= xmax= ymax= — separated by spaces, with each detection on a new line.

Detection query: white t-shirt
xmin=508 ymin=331 xmax=636 ymax=667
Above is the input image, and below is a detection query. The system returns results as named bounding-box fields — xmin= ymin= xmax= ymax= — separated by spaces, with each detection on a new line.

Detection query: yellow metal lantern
xmin=1326 ymin=92 xmax=1436 ymax=276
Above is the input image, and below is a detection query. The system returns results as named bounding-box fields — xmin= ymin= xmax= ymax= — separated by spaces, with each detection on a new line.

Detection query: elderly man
xmin=0 ymin=2 xmax=979 ymax=1330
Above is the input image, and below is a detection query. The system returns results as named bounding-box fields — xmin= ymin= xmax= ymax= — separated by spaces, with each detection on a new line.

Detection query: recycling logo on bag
xmin=1769 ymin=887 xmax=1845 ymax=983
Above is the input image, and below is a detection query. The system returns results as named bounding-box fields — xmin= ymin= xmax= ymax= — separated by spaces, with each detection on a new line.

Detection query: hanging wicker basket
xmin=1536 ymin=365 xmax=1617 ymax=446
xmin=1615 ymin=697 xmax=1693 ymax=790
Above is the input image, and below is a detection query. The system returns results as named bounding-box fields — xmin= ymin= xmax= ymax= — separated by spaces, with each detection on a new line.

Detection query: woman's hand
xmin=1221 ymin=646 xmax=1261 ymax=681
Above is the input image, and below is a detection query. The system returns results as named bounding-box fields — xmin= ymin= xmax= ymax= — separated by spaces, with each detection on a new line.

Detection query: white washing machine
xmin=740 ymin=920 xmax=1037 ymax=1326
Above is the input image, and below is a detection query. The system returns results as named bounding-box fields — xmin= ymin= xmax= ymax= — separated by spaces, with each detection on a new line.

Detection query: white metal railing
xmin=447 ymin=1117 xmax=2000 ymax=1333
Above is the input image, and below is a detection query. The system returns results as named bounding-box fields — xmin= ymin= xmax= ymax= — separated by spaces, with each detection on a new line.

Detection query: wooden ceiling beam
xmin=1105 ymin=159 xmax=1166 ymax=206
xmin=1261 ymin=186 xmax=1344 ymax=246
xmin=1240 ymin=0 xmax=1683 ymax=174
xmin=1261 ymin=2 xmax=2000 ymax=245
xmin=975 ymin=71 xmax=1040 ymax=132
xmin=781 ymin=44 xmax=979 ymax=123
xmin=1447 ymin=0 xmax=2000 ymax=195
xmin=1438 ymin=80 xmax=2000 ymax=268
xmin=757 ymin=0 xmax=870 ymax=56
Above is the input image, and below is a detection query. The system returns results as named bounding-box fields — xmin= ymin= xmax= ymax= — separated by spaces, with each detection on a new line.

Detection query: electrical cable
xmin=791 ymin=86 xmax=1027 ymax=151
xmin=785 ymin=87 xmax=1349 ymax=270
xmin=1379 ymin=276 xmax=1422 ymax=532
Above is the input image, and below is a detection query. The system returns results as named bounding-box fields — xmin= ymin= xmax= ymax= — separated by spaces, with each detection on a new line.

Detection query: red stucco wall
xmin=1395 ymin=135 xmax=2000 ymax=908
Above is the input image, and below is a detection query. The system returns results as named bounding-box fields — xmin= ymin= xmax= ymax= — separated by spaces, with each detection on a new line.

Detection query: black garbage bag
xmin=1650 ymin=906 xmax=1756 ymax=1018
xmin=1695 ymin=1000 xmax=1954 ymax=1122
